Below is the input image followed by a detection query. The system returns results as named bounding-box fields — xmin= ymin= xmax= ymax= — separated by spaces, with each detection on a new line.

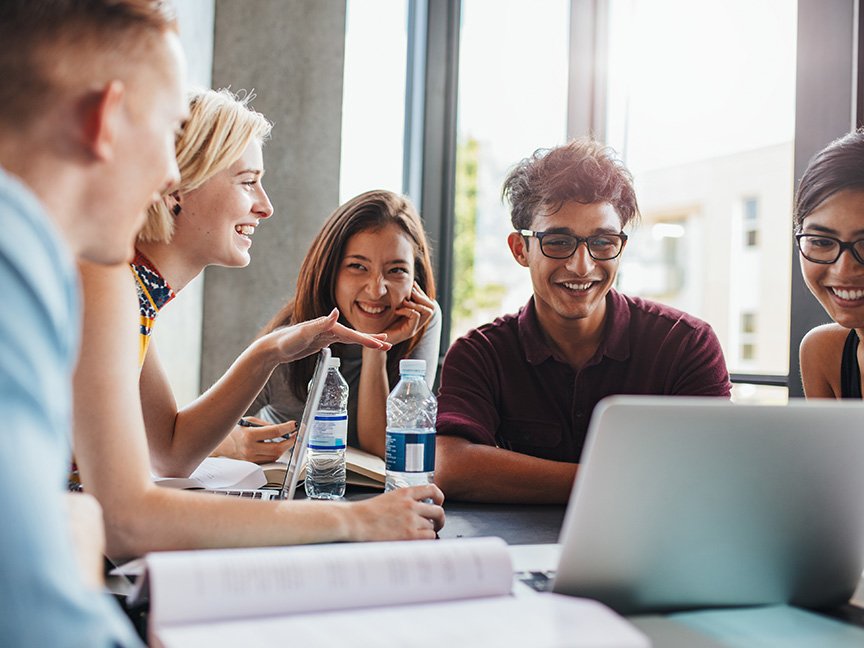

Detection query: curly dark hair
xmin=794 ymin=129 xmax=864 ymax=231
xmin=502 ymin=138 xmax=639 ymax=230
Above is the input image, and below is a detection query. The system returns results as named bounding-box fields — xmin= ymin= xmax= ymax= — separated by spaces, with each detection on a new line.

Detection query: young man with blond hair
xmin=0 ymin=1 xmax=188 ymax=644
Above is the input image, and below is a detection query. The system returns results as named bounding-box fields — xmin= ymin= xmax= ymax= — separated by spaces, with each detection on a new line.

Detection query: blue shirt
xmin=0 ymin=167 xmax=141 ymax=646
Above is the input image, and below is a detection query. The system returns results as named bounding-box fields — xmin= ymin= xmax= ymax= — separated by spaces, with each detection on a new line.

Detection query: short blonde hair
xmin=139 ymin=87 xmax=272 ymax=243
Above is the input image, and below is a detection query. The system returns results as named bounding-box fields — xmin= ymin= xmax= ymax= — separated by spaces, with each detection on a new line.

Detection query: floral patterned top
xmin=130 ymin=251 xmax=175 ymax=367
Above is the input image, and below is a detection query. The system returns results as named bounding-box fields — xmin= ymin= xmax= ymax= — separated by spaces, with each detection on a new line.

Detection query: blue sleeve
xmin=0 ymin=202 xmax=142 ymax=646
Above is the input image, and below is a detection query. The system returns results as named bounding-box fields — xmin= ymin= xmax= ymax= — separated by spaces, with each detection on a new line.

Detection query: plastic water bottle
xmin=305 ymin=357 xmax=347 ymax=499
xmin=385 ymin=359 xmax=437 ymax=492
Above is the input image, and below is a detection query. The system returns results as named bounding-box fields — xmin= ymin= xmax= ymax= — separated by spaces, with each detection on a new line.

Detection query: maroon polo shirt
xmin=436 ymin=290 xmax=731 ymax=462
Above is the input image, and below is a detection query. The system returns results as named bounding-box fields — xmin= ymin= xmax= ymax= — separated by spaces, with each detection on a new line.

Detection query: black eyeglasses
xmin=519 ymin=229 xmax=628 ymax=260
xmin=795 ymin=233 xmax=864 ymax=265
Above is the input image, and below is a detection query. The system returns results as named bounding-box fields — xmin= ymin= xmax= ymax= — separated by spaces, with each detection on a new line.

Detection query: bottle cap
xmin=399 ymin=359 xmax=426 ymax=375
xmin=328 ymin=357 xmax=341 ymax=369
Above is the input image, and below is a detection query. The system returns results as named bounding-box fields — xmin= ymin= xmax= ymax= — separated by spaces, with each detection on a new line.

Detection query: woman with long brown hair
xmin=249 ymin=190 xmax=441 ymax=458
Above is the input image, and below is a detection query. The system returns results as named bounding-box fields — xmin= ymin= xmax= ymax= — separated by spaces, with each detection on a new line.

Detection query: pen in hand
xmin=238 ymin=418 xmax=294 ymax=443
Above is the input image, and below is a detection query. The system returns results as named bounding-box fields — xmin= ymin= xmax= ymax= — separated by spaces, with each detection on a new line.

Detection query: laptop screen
xmin=277 ymin=347 xmax=331 ymax=500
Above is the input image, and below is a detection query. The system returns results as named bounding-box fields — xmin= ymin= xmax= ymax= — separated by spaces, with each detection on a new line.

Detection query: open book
xmin=262 ymin=446 xmax=386 ymax=490
xmin=152 ymin=457 xmax=266 ymax=491
xmin=140 ymin=537 xmax=649 ymax=648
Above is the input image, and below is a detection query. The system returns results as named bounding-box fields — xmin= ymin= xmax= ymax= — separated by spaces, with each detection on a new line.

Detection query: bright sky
xmin=606 ymin=0 xmax=798 ymax=173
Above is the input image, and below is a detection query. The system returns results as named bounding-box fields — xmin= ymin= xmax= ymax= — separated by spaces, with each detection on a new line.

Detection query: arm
xmin=0 ymin=247 xmax=139 ymax=646
xmin=800 ymin=324 xmax=846 ymax=398
xmin=74 ymin=262 xmax=443 ymax=558
xmin=434 ymin=331 xmax=576 ymax=504
xmin=143 ymin=307 xmax=390 ymax=477
xmin=435 ymin=436 xmax=577 ymax=504
xmin=355 ymin=286 xmax=439 ymax=458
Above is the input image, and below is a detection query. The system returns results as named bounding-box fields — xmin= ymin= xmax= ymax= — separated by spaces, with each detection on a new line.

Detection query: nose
xmin=565 ymin=242 xmax=595 ymax=275
xmin=255 ymin=185 xmax=274 ymax=220
xmin=365 ymin=272 xmax=387 ymax=298
xmin=834 ymin=246 xmax=864 ymax=274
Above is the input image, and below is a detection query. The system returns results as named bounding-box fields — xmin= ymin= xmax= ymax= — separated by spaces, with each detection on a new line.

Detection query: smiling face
xmin=799 ymin=189 xmax=864 ymax=329
xmin=334 ymin=223 xmax=416 ymax=334
xmin=171 ymin=138 xmax=273 ymax=268
xmin=509 ymin=200 xmax=624 ymax=332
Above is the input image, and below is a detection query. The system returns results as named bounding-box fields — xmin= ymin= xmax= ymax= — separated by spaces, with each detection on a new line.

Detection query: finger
xmin=248 ymin=424 xmax=290 ymax=443
xmin=407 ymin=484 xmax=445 ymax=505
xmin=406 ymin=300 xmax=435 ymax=319
xmin=416 ymin=502 xmax=446 ymax=531
xmin=331 ymin=322 xmax=391 ymax=349
xmin=411 ymin=283 xmax=435 ymax=306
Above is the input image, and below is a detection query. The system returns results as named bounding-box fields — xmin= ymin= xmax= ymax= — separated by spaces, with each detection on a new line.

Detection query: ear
xmin=82 ymin=80 xmax=125 ymax=161
xmin=507 ymin=231 xmax=530 ymax=268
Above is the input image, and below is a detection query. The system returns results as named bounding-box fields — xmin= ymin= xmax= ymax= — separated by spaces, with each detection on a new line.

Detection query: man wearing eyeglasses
xmin=434 ymin=139 xmax=731 ymax=504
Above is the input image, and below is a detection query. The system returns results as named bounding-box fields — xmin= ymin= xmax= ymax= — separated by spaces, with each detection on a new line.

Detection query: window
xmin=605 ymin=0 xmax=797 ymax=399
xmin=449 ymin=0 xmax=570 ymax=343
xmin=339 ymin=0 xmax=409 ymax=203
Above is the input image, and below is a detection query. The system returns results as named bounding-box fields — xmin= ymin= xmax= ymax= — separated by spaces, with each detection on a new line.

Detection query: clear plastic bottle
xmin=385 ymin=359 xmax=437 ymax=492
xmin=305 ymin=357 xmax=348 ymax=499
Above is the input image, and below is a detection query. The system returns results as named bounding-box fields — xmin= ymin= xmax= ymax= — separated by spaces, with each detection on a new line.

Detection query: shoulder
xmin=450 ymin=310 xmax=520 ymax=352
xmin=800 ymin=323 xmax=848 ymax=369
xmin=622 ymin=293 xmax=713 ymax=333
xmin=800 ymin=323 xmax=847 ymax=397
xmin=800 ymin=322 xmax=849 ymax=350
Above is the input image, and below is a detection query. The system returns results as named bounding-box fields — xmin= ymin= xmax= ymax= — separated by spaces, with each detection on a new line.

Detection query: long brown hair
xmin=263 ymin=190 xmax=436 ymax=400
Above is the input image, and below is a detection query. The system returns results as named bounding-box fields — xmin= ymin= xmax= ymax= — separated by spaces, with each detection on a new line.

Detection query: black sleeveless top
xmin=840 ymin=329 xmax=862 ymax=398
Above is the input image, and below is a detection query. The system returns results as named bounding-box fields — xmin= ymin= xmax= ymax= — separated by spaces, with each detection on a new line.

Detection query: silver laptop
xmin=550 ymin=395 xmax=864 ymax=614
xmin=206 ymin=347 xmax=330 ymax=501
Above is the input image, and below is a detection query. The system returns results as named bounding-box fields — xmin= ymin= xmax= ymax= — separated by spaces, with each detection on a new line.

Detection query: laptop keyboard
xmin=203 ymin=489 xmax=271 ymax=499
xmin=516 ymin=570 xmax=556 ymax=592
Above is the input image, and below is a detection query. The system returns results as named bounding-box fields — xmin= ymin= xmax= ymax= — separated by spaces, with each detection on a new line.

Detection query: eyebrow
xmin=234 ymin=169 xmax=263 ymax=177
xmin=802 ymin=223 xmax=864 ymax=237
xmin=344 ymin=253 xmax=411 ymax=265
xmin=539 ymin=226 xmax=621 ymax=235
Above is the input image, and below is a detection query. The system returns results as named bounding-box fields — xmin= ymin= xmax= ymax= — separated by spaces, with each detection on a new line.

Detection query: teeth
xmin=358 ymin=303 xmax=385 ymax=314
xmin=832 ymin=287 xmax=864 ymax=301
xmin=563 ymin=281 xmax=593 ymax=291
xmin=235 ymin=225 xmax=254 ymax=237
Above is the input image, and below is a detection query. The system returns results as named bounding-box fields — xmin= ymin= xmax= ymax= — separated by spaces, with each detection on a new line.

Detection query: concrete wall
xmin=201 ymin=0 xmax=347 ymax=390
xmin=153 ymin=0 xmax=214 ymax=406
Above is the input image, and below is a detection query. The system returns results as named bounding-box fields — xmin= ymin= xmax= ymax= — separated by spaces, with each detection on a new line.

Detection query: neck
xmin=135 ymin=240 xmax=203 ymax=292
xmin=533 ymin=298 xmax=608 ymax=370
xmin=0 ymin=139 xmax=86 ymax=255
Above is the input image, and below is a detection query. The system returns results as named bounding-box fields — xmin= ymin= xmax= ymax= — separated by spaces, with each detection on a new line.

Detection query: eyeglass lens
xmin=540 ymin=233 xmax=624 ymax=260
xmin=797 ymin=235 xmax=864 ymax=264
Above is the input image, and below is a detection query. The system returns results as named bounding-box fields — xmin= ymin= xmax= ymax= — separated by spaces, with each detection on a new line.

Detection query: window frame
xmin=407 ymin=0 xmax=863 ymax=394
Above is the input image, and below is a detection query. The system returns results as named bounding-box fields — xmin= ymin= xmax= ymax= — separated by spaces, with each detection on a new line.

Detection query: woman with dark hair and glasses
xmin=796 ymin=129 xmax=864 ymax=398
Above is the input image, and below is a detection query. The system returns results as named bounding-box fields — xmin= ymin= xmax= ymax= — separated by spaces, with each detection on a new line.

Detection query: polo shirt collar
xmin=517 ymin=289 xmax=631 ymax=366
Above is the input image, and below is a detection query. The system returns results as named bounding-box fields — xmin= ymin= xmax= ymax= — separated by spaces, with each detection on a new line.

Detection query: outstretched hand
xmin=347 ymin=484 xmax=445 ymax=541
xmin=379 ymin=282 xmax=436 ymax=346
xmin=266 ymin=308 xmax=391 ymax=364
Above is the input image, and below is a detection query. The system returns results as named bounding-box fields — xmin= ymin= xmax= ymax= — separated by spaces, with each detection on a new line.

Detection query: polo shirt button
xmin=575 ymin=411 xmax=585 ymax=419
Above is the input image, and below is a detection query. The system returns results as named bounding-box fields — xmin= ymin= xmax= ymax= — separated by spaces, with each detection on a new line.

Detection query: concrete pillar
xmin=202 ymin=0 xmax=347 ymax=389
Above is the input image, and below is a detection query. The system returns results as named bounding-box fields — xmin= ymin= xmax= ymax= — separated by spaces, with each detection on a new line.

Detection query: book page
xmin=154 ymin=457 xmax=266 ymax=491
xmin=148 ymin=537 xmax=512 ymax=628
xmin=155 ymin=594 xmax=650 ymax=648
xmin=345 ymin=447 xmax=385 ymax=484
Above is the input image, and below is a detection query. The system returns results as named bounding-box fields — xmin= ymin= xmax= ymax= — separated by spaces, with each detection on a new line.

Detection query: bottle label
xmin=385 ymin=429 xmax=435 ymax=472
xmin=309 ymin=414 xmax=347 ymax=450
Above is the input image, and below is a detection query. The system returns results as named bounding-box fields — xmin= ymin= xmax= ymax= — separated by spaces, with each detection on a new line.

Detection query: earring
xmin=170 ymin=192 xmax=181 ymax=216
